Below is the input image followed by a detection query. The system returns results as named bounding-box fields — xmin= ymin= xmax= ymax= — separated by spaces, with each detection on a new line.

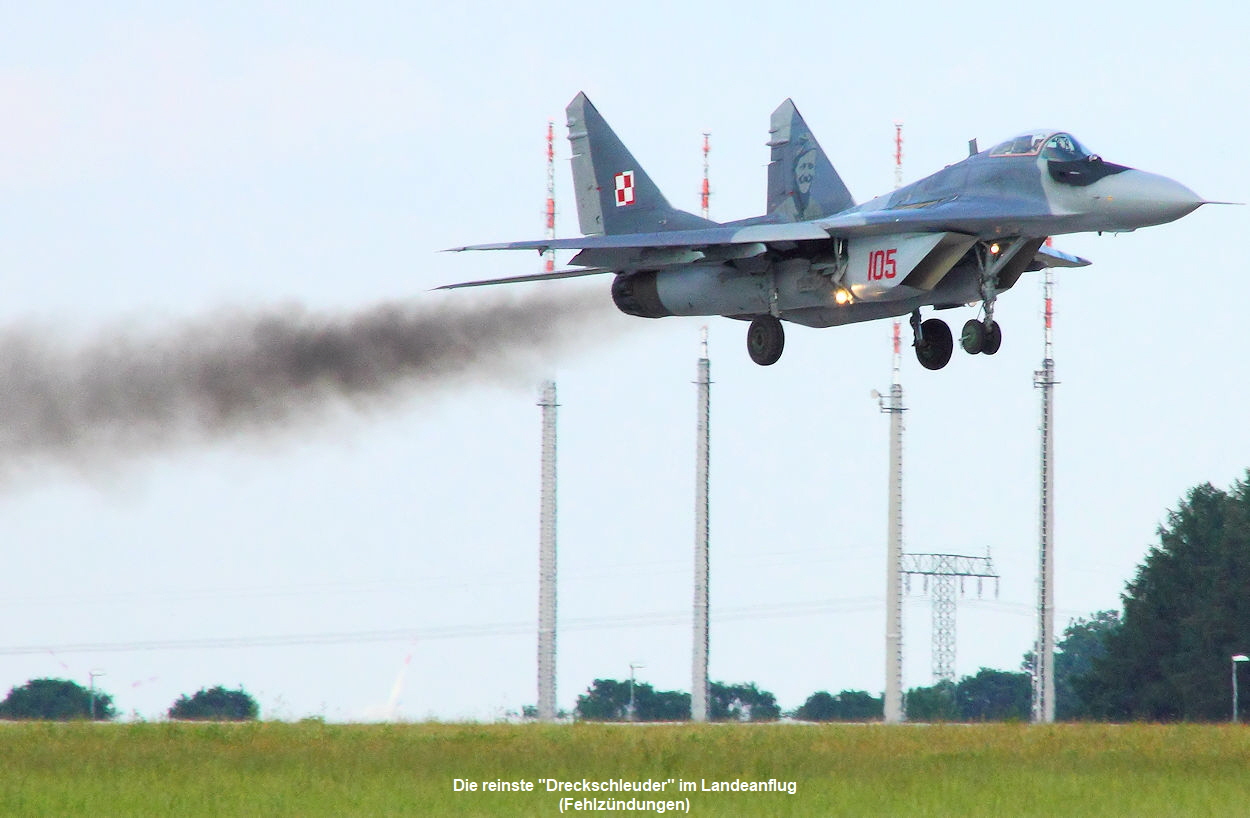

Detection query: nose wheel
xmin=960 ymin=319 xmax=1002 ymax=355
xmin=983 ymin=321 xmax=1002 ymax=355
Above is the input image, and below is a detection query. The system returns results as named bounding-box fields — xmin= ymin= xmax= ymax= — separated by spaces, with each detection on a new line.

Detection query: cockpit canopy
xmin=989 ymin=131 xmax=1093 ymax=161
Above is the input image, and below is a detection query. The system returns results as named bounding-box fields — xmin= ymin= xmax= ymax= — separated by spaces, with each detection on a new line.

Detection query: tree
xmin=793 ymin=691 xmax=836 ymax=721
xmin=1080 ymin=477 xmax=1250 ymax=721
xmin=955 ymin=668 xmax=1030 ymax=721
xmin=515 ymin=704 xmax=571 ymax=721
xmin=576 ymin=679 xmax=630 ymax=720
xmin=792 ymin=690 xmax=883 ymax=721
xmin=1023 ymin=611 xmax=1122 ymax=720
xmin=904 ymin=680 xmax=957 ymax=722
xmin=574 ymin=679 xmax=690 ymax=722
xmin=709 ymin=681 xmax=780 ymax=722
xmin=0 ymin=678 xmax=116 ymax=721
xmin=576 ymin=678 xmax=781 ymax=721
xmin=904 ymin=672 xmax=1030 ymax=722
xmin=168 ymin=685 xmax=259 ymax=721
xmin=1054 ymin=612 xmax=1119 ymax=720
xmin=643 ymin=688 xmax=692 ymax=721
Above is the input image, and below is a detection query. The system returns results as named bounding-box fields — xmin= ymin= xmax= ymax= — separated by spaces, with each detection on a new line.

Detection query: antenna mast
xmin=894 ymin=121 xmax=904 ymax=190
xmin=880 ymin=322 xmax=906 ymax=724
xmin=537 ymin=381 xmax=558 ymax=721
xmin=544 ymin=120 xmax=556 ymax=273
xmin=1032 ymin=246 xmax=1057 ymax=723
xmin=700 ymin=133 xmax=711 ymax=219
xmin=890 ymin=121 xmax=904 ymax=387
xmin=881 ymin=121 xmax=906 ymax=725
xmin=692 ymin=328 xmax=711 ymax=721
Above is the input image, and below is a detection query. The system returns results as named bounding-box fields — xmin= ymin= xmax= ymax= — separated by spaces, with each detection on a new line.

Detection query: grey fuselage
xmin=613 ymin=134 xmax=1201 ymax=329
xmin=448 ymin=98 xmax=1205 ymax=336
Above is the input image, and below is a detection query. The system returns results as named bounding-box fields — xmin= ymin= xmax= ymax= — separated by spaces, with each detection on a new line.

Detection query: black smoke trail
xmin=0 ymin=286 xmax=618 ymax=479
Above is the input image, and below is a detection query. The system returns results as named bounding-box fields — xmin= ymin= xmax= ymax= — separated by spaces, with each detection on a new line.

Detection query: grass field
xmin=2 ymin=721 xmax=1249 ymax=816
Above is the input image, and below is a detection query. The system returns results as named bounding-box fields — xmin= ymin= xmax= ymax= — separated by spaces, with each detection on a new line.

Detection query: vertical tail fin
xmin=566 ymin=92 xmax=716 ymax=236
xmin=766 ymin=100 xmax=855 ymax=221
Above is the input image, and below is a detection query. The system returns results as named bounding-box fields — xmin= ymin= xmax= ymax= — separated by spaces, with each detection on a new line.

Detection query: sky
xmin=0 ymin=2 xmax=1246 ymax=721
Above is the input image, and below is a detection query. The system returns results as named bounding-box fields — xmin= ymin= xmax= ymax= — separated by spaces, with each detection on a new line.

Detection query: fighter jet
xmin=445 ymin=92 xmax=1210 ymax=368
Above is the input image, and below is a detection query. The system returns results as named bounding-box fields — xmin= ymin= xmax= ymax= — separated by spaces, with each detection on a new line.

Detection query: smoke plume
xmin=0 ymin=286 xmax=617 ymax=480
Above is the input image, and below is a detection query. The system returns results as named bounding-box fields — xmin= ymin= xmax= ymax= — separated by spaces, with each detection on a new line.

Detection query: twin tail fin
xmin=564 ymin=92 xmax=854 ymax=236
xmin=567 ymin=93 xmax=716 ymax=236
xmin=765 ymin=100 xmax=855 ymax=221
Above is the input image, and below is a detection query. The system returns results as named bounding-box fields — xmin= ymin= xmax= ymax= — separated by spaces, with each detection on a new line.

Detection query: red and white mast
xmin=1032 ymin=239 xmax=1057 ymax=723
xmin=894 ymin=121 xmax=904 ymax=191
xmin=891 ymin=120 xmax=904 ymax=384
xmin=700 ymin=132 xmax=711 ymax=219
xmin=544 ymin=120 xmax=556 ymax=273
xmin=883 ymin=121 xmax=906 ymax=724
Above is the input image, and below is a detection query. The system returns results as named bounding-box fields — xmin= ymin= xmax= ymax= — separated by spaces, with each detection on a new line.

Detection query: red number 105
xmin=868 ymin=248 xmax=897 ymax=281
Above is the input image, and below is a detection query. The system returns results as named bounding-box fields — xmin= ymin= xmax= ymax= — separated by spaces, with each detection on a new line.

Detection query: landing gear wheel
xmin=960 ymin=319 xmax=985 ymax=355
xmin=746 ymin=316 xmax=785 ymax=366
xmin=915 ymin=318 xmax=953 ymax=371
xmin=982 ymin=321 xmax=1002 ymax=355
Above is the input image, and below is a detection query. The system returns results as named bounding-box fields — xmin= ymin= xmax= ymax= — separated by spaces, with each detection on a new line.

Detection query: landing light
xmin=834 ymin=289 xmax=852 ymax=305
xmin=989 ymin=242 xmax=1001 ymax=255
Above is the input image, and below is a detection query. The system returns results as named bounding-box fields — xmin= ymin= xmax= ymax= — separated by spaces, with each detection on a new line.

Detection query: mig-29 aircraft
xmin=445 ymin=93 xmax=1209 ymax=368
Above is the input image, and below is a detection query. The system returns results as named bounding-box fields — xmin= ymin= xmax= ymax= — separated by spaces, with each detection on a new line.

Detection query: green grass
xmin=1 ymin=721 xmax=1249 ymax=816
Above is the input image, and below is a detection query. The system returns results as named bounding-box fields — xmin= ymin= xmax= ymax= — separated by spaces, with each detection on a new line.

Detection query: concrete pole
xmin=883 ymin=322 xmax=905 ymax=723
xmin=1032 ymin=268 xmax=1057 ymax=724
xmin=537 ymin=381 xmax=558 ymax=721
xmin=692 ymin=329 xmax=711 ymax=722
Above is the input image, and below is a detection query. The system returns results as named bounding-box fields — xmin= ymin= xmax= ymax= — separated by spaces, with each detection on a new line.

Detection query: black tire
xmin=960 ymin=319 xmax=985 ymax=355
xmin=915 ymin=318 xmax=953 ymax=371
xmin=982 ymin=321 xmax=1002 ymax=355
xmin=746 ymin=316 xmax=785 ymax=366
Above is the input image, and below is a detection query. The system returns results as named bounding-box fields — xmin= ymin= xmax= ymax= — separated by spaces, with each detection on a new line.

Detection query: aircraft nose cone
xmin=1098 ymin=169 xmax=1203 ymax=228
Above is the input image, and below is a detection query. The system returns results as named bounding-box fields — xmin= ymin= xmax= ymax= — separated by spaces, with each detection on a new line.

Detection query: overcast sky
xmin=0 ymin=2 xmax=1245 ymax=721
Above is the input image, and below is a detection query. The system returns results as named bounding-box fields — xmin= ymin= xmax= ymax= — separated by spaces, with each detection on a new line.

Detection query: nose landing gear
xmin=960 ymin=319 xmax=1002 ymax=356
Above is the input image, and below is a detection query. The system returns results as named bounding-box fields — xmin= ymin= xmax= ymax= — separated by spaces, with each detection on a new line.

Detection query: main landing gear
xmin=910 ymin=310 xmax=953 ymax=371
xmin=909 ymin=310 xmax=1004 ymax=370
xmin=746 ymin=315 xmax=785 ymax=366
xmin=911 ymin=238 xmax=1025 ymax=370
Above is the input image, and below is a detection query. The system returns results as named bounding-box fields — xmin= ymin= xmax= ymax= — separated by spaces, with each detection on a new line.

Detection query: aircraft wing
xmin=444 ymin=204 xmax=1088 ymax=289
xmin=450 ymin=196 xmax=1061 ymax=257
xmin=442 ymin=222 xmax=834 ymax=289
xmin=435 ymin=266 xmax=612 ymax=290
xmin=1033 ymin=243 xmax=1090 ymax=268
xmin=446 ymin=221 xmax=831 ymax=253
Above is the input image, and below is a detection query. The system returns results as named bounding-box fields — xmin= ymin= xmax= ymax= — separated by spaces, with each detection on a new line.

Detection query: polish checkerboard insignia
xmin=614 ymin=171 xmax=636 ymax=206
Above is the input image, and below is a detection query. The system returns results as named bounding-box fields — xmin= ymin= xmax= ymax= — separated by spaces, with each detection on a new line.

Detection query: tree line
xmin=571 ymin=473 xmax=1250 ymax=723
xmin=574 ymin=679 xmax=782 ymax=722
xmin=0 ymin=681 xmax=259 ymax=721
xmin=7 ymin=474 xmax=1246 ymax=724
